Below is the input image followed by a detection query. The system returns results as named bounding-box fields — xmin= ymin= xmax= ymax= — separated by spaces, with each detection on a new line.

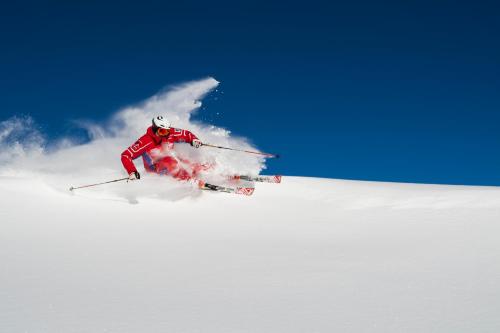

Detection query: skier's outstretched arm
xmin=170 ymin=128 xmax=202 ymax=148
xmin=184 ymin=130 xmax=202 ymax=148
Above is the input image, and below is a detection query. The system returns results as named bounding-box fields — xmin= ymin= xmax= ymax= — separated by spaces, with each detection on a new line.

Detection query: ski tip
xmin=236 ymin=187 xmax=255 ymax=196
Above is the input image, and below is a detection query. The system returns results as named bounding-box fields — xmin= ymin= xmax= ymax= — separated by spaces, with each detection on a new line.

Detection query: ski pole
xmin=201 ymin=143 xmax=280 ymax=158
xmin=69 ymin=177 xmax=129 ymax=191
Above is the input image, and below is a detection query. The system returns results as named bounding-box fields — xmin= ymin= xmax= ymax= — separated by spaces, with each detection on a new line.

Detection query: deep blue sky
xmin=1 ymin=0 xmax=499 ymax=185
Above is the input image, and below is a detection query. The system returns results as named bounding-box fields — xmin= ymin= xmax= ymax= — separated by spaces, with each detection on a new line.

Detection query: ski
xmin=230 ymin=175 xmax=282 ymax=184
xmin=200 ymin=182 xmax=255 ymax=196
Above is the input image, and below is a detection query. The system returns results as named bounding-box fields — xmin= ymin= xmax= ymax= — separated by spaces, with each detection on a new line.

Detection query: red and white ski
xmin=199 ymin=182 xmax=255 ymax=196
xmin=230 ymin=175 xmax=282 ymax=184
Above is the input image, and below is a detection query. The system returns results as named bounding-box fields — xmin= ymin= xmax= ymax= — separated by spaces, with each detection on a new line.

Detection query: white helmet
xmin=152 ymin=116 xmax=171 ymax=131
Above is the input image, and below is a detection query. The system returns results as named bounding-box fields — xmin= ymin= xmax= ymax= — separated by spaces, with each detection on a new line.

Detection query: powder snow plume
xmin=0 ymin=77 xmax=266 ymax=202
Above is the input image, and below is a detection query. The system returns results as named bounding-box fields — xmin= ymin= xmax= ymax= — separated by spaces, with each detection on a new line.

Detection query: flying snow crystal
xmin=0 ymin=78 xmax=266 ymax=201
xmin=0 ymin=116 xmax=45 ymax=165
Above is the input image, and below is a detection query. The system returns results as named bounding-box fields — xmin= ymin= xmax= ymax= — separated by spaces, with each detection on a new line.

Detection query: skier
xmin=121 ymin=116 xmax=204 ymax=181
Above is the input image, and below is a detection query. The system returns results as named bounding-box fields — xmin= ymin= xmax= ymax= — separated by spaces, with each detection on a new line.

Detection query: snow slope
xmin=1 ymin=175 xmax=500 ymax=333
xmin=1 ymin=78 xmax=499 ymax=331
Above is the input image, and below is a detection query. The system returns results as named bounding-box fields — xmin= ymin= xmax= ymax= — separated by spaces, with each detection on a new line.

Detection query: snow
xmin=0 ymin=77 xmax=265 ymax=191
xmin=1 ymin=78 xmax=500 ymax=331
xmin=1 ymin=175 xmax=500 ymax=332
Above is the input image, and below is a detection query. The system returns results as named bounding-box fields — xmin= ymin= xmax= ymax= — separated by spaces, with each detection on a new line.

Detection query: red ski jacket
xmin=121 ymin=126 xmax=199 ymax=174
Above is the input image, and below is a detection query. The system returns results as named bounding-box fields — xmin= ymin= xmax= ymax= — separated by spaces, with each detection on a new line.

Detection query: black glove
xmin=191 ymin=139 xmax=202 ymax=148
xmin=128 ymin=171 xmax=140 ymax=181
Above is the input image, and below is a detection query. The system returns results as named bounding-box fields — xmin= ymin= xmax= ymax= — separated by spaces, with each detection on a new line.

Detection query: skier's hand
xmin=128 ymin=171 xmax=140 ymax=181
xmin=191 ymin=139 xmax=202 ymax=148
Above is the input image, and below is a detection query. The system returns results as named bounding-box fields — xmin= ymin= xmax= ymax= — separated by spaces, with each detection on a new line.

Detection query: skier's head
xmin=152 ymin=116 xmax=171 ymax=136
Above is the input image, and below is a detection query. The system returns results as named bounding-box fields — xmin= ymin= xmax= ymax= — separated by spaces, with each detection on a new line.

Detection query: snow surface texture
xmin=1 ymin=78 xmax=500 ymax=332
xmin=1 ymin=176 xmax=500 ymax=332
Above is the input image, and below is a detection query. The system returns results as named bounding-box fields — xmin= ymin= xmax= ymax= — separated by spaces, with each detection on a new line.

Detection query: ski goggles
xmin=156 ymin=127 xmax=170 ymax=136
